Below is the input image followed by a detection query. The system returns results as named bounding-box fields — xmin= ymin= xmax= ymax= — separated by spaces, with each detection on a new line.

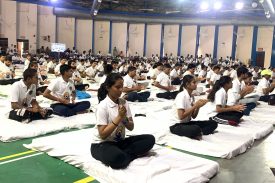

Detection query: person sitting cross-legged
xmin=43 ymin=64 xmax=90 ymax=117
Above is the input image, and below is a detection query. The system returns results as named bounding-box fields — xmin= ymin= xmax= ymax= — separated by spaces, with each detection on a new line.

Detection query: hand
xmin=118 ymin=105 xmax=127 ymax=118
xmin=59 ymin=98 xmax=70 ymax=104
xmin=71 ymin=98 xmax=76 ymax=104
xmin=244 ymin=85 xmax=254 ymax=93
xmin=39 ymin=108 xmax=47 ymax=118
xmin=233 ymin=104 xmax=246 ymax=112
xmin=194 ymin=99 xmax=208 ymax=108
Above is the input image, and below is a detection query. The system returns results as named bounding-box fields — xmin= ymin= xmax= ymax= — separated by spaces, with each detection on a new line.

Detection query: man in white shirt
xmin=209 ymin=65 xmax=221 ymax=86
xmin=123 ymin=66 xmax=150 ymax=102
xmin=54 ymin=58 xmax=66 ymax=77
xmin=69 ymin=60 xmax=89 ymax=91
xmin=77 ymin=59 xmax=86 ymax=77
xmin=0 ymin=56 xmax=21 ymax=85
xmin=170 ymin=63 xmax=182 ymax=85
xmin=227 ymin=66 xmax=256 ymax=115
xmin=154 ymin=64 xmax=178 ymax=99
xmin=183 ymin=63 xmax=196 ymax=77
xmin=256 ymin=69 xmax=275 ymax=102
xmin=43 ymin=64 xmax=91 ymax=117
xmin=149 ymin=62 xmax=163 ymax=80
xmin=23 ymin=54 xmax=32 ymax=71
xmin=9 ymin=68 xmax=53 ymax=122
xmin=85 ymin=60 xmax=98 ymax=80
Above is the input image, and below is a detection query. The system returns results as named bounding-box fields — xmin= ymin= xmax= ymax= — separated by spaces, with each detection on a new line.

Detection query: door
xmin=17 ymin=39 xmax=29 ymax=57
xmin=256 ymin=51 xmax=265 ymax=68
xmin=0 ymin=38 xmax=8 ymax=53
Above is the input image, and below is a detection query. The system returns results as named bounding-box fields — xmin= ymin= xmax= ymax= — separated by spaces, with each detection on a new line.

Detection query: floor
xmin=0 ymin=127 xmax=275 ymax=183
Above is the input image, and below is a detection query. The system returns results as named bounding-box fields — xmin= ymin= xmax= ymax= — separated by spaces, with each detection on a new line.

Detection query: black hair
xmin=246 ymin=72 xmax=253 ymax=78
xmin=28 ymin=61 xmax=38 ymax=69
xmin=67 ymin=59 xmax=76 ymax=67
xmin=127 ymin=66 xmax=136 ymax=73
xmin=23 ymin=68 xmax=37 ymax=81
xmin=207 ymin=76 xmax=232 ymax=102
xmin=237 ymin=66 xmax=248 ymax=77
xmin=5 ymin=55 xmax=12 ymax=62
xmin=97 ymin=73 xmax=123 ymax=103
xmin=103 ymin=64 xmax=113 ymax=75
xmin=187 ymin=63 xmax=196 ymax=70
xmin=163 ymin=63 xmax=171 ymax=69
xmin=212 ymin=65 xmax=220 ymax=71
xmin=60 ymin=64 xmax=72 ymax=75
xmin=179 ymin=75 xmax=194 ymax=92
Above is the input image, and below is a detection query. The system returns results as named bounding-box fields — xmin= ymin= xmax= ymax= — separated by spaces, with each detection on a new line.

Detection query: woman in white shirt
xmin=92 ymin=73 xmax=155 ymax=169
xmin=170 ymin=75 xmax=218 ymax=140
xmin=208 ymin=76 xmax=245 ymax=126
xmin=256 ymin=69 xmax=275 ymax=102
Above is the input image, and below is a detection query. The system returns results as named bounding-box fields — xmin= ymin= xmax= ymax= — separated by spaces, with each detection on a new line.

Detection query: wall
xmin=181 ymin=25 xmax=197 ymax=57
xmin=2 ymin=1 xmax=275 ymax=67
xmin=128 ymin=23 xmax=144 ymax=56
xmin=163 ymin=24 xmax=179 ymax=57
xmin=217 ymin=25 xmax=233 ymax=59
xmin=76 ymin=19 xmax=92 ymax=53
xmin=17 ymin=2 xmax=38 ymax=53
xmin=236 ymin=26 xmax=253 ymax=64
xmin=37 ymin=5 xmax=56 ymax=49
xmin=198 ymin=26 xmax=215 ymax=57
xmin=57 ymin=17 xmax=75 ymax=50
xmin=112 ymin=22 xmax=127 ymax=55
xmin=257 ymin=26 xmax=274 ymax=68
xmin=146 ymin=24 xmax=161 ymax=57
xmin=0 ymin=0 xmax=17 ymax=46
xmin=94 ymin=21 xmax=110 ymax=55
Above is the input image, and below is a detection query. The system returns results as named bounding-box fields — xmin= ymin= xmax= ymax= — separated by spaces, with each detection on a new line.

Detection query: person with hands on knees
xmin=170 ymin=75 xmax=218 ymax=140
xmin=43 ymin=64 xmax=90 ymax=117
xmin=208 ymin=76 xmax=246 ymax=126
xmin=9 ymin=68 xmax=53 ymax=123
xmin=154 ymin=63 xmax=178 ymax=99
xmin=122 ymin=66 xmax=150 ymax=102
xmin=91 ymin=73 xmax=155 ymax=169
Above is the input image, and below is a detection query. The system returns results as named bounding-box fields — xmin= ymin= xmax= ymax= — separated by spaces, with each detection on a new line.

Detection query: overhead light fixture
xmin=235 ymin=2 xmax=244 ymax=10
xmin=252 ymin=2 xmax=258 ymax=8
xmin=50 ymin=0 xmax=58 ymax=2
xmin=91 ymin=0 xmax=102 ymax=16
xmin=214 ymin=2 xmax=222 ymax=10
xmin=200 ymin=2 xmax=209 ymax=10
xmin=259 ymin=0 xmax=265 ymax=4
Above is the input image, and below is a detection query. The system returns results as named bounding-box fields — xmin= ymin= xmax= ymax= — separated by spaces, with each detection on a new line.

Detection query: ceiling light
xmin=259 ymin=0 xmax=265 ymax=4
xmin=200 ymin=2 xmax=209 ymax=10
xmin=235 ymin=2 xmax=244 ymax=10
xmin=50 ymin=0 xmax=58 ymax=2
xmin=251 ymin=2 xmax=258 ymax=8
xmin=214 ymin=2 xmax=222 ymax=10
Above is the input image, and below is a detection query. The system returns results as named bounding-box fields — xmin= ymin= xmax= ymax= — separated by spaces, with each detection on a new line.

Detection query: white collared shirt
xmin=123 ymin=74 xmax=136 ymax=88
xmin=173 ymin=89 xmax=194 ymax=123
xmin=47 ymin=77 xmax=75 ymax=103
xmin=215 ymin=87 xmax=227 ymax=108
xmin=256 ymin=77 xmax=270 ymax=96
xmin=10 ymin=80 xmax=36 ymax=108
xmin=96 ymin=96 xmax=132 ymax=142
xmin=156 ymin=72 xmax=171 ymax=93
xmin=210 ymin=73 xmax=221 ymax=84
xmin=170 ymin=69 xmax=178 ymax=79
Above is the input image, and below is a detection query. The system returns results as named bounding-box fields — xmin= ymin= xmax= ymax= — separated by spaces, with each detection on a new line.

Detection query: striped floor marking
xmin=0 ymin=152 xmax=43 ymax=165
xmin=0 ymin=150 xmax=36 ymax=161
xmin=74 ymin=176 xmax=95 ymax=183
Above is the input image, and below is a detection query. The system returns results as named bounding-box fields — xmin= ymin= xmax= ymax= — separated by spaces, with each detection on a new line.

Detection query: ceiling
xmin=57 ymin=0 xmax=265 ymax=18
xmin=24 ymin=0 xmax=270 ymax=19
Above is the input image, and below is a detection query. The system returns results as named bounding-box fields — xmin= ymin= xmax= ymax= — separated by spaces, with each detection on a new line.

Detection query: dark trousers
xmin=170 ymin=120 xmax=218 ymax=139
xmin=243 ymin=102 xmax=257 ymax=116
xmin=90 ymin=134 xmax=155 ymax=169
xmin=75 ymin=84 xmax=89 ymax=91
xmin=36 ymin=86 xmax=48 ymax=95
xmin=127 ymin=91 xmax=150 ymax=102
xmin=156 ymin=91 xmax=178 ymax=100
xmin=0 ymin=78 xmax=21 ymax=85
xmin=50 ymin=101 xmax=90 ymax=117
xmin=259 ymin=94 xmax=275 ymax=102
xmin=171 ymin=78 xmax=181 ymax=85
xmin=9 ymin=108 xmax=53 ymax=122
xmin=213 ymin=111 xmax=243 ymax=126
